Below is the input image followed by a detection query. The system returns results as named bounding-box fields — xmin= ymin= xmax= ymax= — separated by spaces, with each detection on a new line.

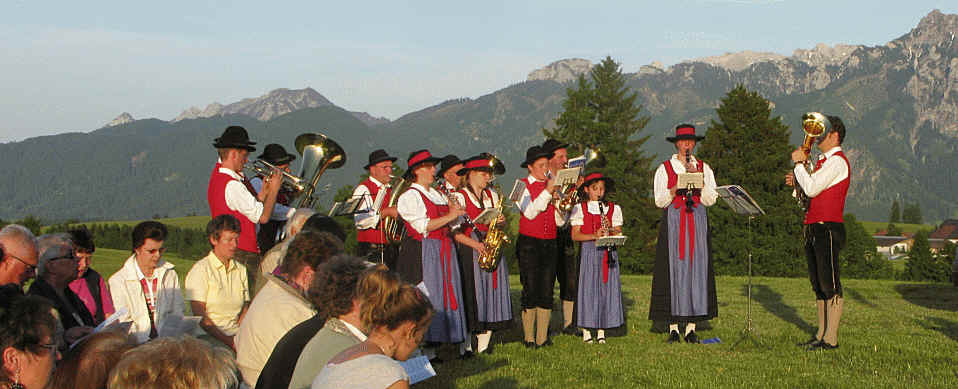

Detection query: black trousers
xmin=357 ymin=242 xmax=399 ymax=270
xmin=555 ymin=226 xmax=578 ymax=302
xmin=804 ymin=222 xmax=845 ymax=300
xmin=516 ymin=235 xmax=557 ymax=309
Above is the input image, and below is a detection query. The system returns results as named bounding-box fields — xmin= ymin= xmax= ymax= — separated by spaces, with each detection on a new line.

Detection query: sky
xmin=2 ymin=0 xmax=957 ymax=142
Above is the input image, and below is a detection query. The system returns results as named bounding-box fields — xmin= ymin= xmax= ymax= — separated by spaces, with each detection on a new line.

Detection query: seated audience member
xmin=234 ymin=230 xmax=343 ymax=387
xmin=48 ymin=330 xmax=135 ymax=389
xmin=259 ymin=208 xmax=315 ymax=284
xmin=185 ymin=215 xmax=251 ymax=350
xmin=262 ymin=255 xmax=371 ymax=389
xmin=0 ymin=285 xmax=59 ymax=389
xmin=107 ymin=336 xmax=238 ymax=389
xmin=28 ymin=233 xmax=96 ymax=344
xmin=68 ymin=227 xmax=115 ymax=326
xmin=108 ymin=221 xmax=185 ymax=344
xmin=312 ymin=270 xmax=434 ymax=389
xmin=301 ymin=214 xmax=348 ymax=243
xmin=0 ymin=224 xmax=39 ymax=289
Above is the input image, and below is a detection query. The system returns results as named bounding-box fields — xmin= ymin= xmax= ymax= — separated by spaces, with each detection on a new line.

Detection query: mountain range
xmin=2 ymin=10 xmax=956 ymax=223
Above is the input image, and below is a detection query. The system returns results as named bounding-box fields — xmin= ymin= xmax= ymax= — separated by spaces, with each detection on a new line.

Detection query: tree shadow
xmin=745 ymin=283 xmax=815 ymax=336
xmin=917 ymin=316 xmax=958 ymax=344
xmin=477 ymin=377 xmax=522 ymax=389
xmin=894 ymin=284 xmax=958 ymax=312
xmin=843 ymin=287 xmax=878 ymax=309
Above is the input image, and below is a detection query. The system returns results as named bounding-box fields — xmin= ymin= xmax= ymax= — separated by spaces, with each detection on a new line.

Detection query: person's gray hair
xmin=285 ymin=208 xmax=316 ymax=237
xmin=0 ymin=224 xmax=38 ymax=250
xmin=36 ymin=233 xmax=74 ymax=277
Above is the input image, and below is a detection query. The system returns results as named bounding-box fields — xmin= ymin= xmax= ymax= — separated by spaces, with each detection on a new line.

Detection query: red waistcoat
xmin=208 ymin=165 xmax=259 ymax=253
xmin=579 ymin=202 xmax=616 ymax=235
xmin=404 ymin=188 xmax=450 ymax=241
xmin=356 ymin=179 xmax=393 ymax=244
xmin=518 ymin=177 xmax=557 ymax=240
xmin=804 ymin=151 xmax=850 ymax=224
xmin=459 ymin=187 xmax=494 ymax=235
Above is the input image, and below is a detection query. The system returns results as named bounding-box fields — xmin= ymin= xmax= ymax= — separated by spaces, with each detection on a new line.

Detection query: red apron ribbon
xmin=439 ymin=236 xmax=458 ymax=311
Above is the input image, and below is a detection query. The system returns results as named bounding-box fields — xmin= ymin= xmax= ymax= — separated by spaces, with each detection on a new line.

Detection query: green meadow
xmin=86 ymin=248 xmax=957 ymax=388
xmin=859 ymin=221 xmax=936 ymax=235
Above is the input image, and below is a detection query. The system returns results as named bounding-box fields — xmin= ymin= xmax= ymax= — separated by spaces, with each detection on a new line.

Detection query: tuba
xmin=292 ymin=133 xmax=346 ymax=209
xmin=381 ymin=175 xmax=411 ymax=245
xmin=554 ymin=146 xmax=603 ymax=213
xmin=477 ymin=185 xmax=509 ymax=272
xmin=795 ymin=112 xmax=828 ymax=210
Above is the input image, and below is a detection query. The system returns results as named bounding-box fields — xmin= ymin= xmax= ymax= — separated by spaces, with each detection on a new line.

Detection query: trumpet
xmin=552 ymin=146 xmax=603 ymax=213
xmin=245 ymin=159 xmax=305 ymax=192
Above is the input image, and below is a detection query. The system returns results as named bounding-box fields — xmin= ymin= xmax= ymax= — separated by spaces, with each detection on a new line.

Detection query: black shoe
xmin=807 ymin=341 xmax=839 ymax=351
xmin=458 ymin=351 xmax=475 ymax=360
xmin=684 ymin=331 xmax=699 ymax=344
xmin=541 ymin=338 xmax=553 ymax=347
xmin=667 ymin=330 xmax=681 ymax=344
xmin=523 ymin=341 xmax=536 ymax=349
xmin=562 ymin=325 xmax=578 ymax=335
xmin=797 ymin=338 xmax=822 ymax=347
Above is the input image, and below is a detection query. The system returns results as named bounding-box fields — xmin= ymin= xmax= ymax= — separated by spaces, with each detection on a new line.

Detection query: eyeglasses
xmin=6 ymin=252 xmax=37 ymax=273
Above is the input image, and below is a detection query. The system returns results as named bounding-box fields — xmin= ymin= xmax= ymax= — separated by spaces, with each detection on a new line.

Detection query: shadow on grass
xmin=917 ymin=316 xmax=958 ymax=344
xmin=477 ymin=377 xmax=521 ymax=389
xmin=843 ymin=287 xmax=878 ymax=309
xmin=745 ymin=284 xmax=815 ymax=336
xmin=894 ymin=284 xmax=958 ymax=312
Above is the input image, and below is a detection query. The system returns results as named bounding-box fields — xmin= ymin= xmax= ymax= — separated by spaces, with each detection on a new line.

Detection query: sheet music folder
xmin=328 ymin=195 xmax=366 ymax=217
xmin=716 ymin=185 xmax=765 ymax=216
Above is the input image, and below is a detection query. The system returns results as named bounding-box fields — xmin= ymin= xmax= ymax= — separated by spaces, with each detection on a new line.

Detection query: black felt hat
xmin=213 ymin=126 xmax=257 ymax=151
xmin=403 ymin=149 xmax=442 ymax=179
xmin=364 ymin=149 xmax=397 ymax=169
xmin=436 ymin=154 xmax=464 ymax=178
xmin=541 ymin=139 xmax=570 ymax=153
xmin=257 ymin=144 xmax=296 ymax=166
xmin=520 ymin=145 xmax=554 ymax=168
xmin=666 ymin=124 xmax=705 ymax=143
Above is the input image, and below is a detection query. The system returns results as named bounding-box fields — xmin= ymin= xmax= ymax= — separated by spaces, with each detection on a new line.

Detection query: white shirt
xmin=249 ymin=177 xmax=294 ymax=221
xmin=352 ymin=176 xmax=388 ymax=230
xmin=397 ymin=183 xmax=448 ymax=235
xmin=570 ymin=201 xmax=624 ymax=228
xmin=793 ymin=146 xmax=848 ymax=198
xmin=219 ymin=165 xmax=264 ymax=224
xmin=653 ymin=155 xmax=718 ymax=208
xmin=516 ymin=175 xmax=557 ymax=221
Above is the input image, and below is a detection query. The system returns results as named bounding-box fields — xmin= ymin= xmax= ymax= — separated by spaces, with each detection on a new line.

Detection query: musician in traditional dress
xmin=515 ymin=145 xmax=559 ymax=349
xmin=785 ymin=115 xmax=849 ymax=350
xmin=395 ymin=149 xmax=471 ymax=360
xmin=437 ymin=154 xmax=464 ymax=194
xmin=542 ymin=138 xmax=577 ymax=335
xmin=570 ymin=173 xmax=624 ymax=344
xmin=207 ymin=126 xmax=286 ymax=295
xmin=649 ymin=124 xmax=718 ymax=344
xmin=451 ymin=155 xmax=513 ymax=354
xmin=246 ymin=144 xmax=297 ymax=253
xmin=352 ymin=149 xmax=400 ymax=267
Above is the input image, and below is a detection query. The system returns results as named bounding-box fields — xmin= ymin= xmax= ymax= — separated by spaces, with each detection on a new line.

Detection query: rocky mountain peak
xmin=105 ymin=112 xmax=134 ymax=128
xmin=791 ymin=43 xmax=862 ymax=67
xmin=527 ymin=58 xmax=593 ymax=83
xmin=893 ymin=9 xmax=958 ymax=47
xmin=691 ymin=51 xmax=787 ymax=71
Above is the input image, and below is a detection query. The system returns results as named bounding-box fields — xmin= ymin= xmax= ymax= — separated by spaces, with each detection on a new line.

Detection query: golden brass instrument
xmin=553 ymin=147 xmax=603 ymax=213
xmin=292 ymin=133 xmax=346 ymax=209
xmin=795 ymin=112 xmax=828 ymax=210
xmin=477 ymin=185 xmax=509 ymax=272
xmin=245 ymin=159 xmax=305 ymax=192
xmin=381 ymin=175 xmax=411 ymax=245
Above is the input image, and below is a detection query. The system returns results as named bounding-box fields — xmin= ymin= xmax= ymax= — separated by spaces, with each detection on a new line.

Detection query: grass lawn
xmin=84 ymin=248 xmax=957 ymax=388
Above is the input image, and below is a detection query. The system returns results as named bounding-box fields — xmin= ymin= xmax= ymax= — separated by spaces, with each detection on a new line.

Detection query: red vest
xmin=404 ymin=188 xmax=450 ymax=241
xmin=208 ymin=165 xmax=259 ymax=253
xmin=579 ymin=202 xmax=616 ymax=235
xmin=663 ymin=159 xmax=703 ymax=207
xmin=518 ymin=177 xmax=557 ymax=239
xmin=356 ymin=179 xmax=393 ymax=244
xmin=459 ymin=187 xmax=494 ymax=236
xmin=804 ymin=151 xmax=850 ymax=224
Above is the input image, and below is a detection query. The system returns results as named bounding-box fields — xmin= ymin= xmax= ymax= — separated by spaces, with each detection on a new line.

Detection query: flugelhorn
xmin=553 ymin=146 xmax=603 ymax=213
xmin=794 ymin=112 xmax=828 ymax=210
xmin=245 ymin=159 xmax=305 ymax=192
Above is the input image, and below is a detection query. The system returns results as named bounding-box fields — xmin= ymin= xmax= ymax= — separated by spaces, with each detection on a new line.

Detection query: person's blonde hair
xmin=107 ymin=336 xmax=237 ymax=389
xmin=357 ymin=266 xmax=434 ymax=333
xmin=49 ymin=330 xmax=135 ymax=389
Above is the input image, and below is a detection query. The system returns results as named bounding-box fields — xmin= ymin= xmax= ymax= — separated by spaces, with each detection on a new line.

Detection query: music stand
xmin=327 ymin=195 xmax=366 ymax=217
xmin=716 ymin=185 xmax=766 ymax=349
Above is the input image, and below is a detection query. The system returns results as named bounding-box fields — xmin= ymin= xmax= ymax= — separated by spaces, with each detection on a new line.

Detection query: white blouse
xmin=652 ymin=155 xmax=718 ymax=208
xmin=569 ymin=201 xmax=623 ymax=228
xmin=397 ymin=183 xmax=448 ymax=235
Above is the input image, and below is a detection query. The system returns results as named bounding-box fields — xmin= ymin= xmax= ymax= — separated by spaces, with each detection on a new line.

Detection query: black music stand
xmin=327 ymin=195 xmax=366 ymax=217
xmin=716 ymin=185 xmax=767 ymax=349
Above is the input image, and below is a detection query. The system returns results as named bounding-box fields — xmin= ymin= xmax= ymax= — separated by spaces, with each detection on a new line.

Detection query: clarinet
xmin=684 ymin=150 xmax=695 ymax=213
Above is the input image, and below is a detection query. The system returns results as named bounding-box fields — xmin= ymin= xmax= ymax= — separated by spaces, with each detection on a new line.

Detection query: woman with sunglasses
xmin=0 ymin=284 xmax=59 ymax=389
xmin=108 ymin=221 xmax=185 ymax=344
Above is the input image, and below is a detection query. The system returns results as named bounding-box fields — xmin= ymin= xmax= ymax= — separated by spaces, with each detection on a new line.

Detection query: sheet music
xmin=509 ymin=180 xmax=526 ymax=203
xmin=555 ymin=167 xmax=581 ymax=186
xmin=596 ymin=235 xmax=627 ymax=248
xmin=400 ymin=355 xmax=437 ymax=385
xmin=472 ymin=208 xmax=500 ymax=225
xmin=716 ymin=185 xmax=765 ymax=215
xmin=677 ymin=173 xmax=704 ymax=189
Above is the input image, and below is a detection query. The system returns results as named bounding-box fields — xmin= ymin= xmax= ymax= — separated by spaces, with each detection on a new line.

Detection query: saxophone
xmin=477 ymin=186 xmax=509 ymax=272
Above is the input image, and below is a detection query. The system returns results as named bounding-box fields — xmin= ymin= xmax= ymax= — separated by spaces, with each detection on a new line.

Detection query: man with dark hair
xmin=0 ymin=224 xmax=39 ymax=289
xmin=234 ymin=229 xmax=344 ymax=387
xmin=185 ymin=215 xmax=251 ymax=350
xmin=786 ymin=114 xmax=850 ymax=351
xmin=259 ymin=255 xmax=370 ymax=389
xmin=207 ymin=125 xmax=289 ymax=297
xmin=68 ymin=227 xmax=115 ymax=325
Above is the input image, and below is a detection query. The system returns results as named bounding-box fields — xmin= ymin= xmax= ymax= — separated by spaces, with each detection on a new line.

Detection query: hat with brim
xmin=436 ymin=154 xmax=464 ymax=178
xmin=458 ymin=155 xmax=506 ymax=176
xmin=666 ymin=124 xmax=705 ymax=143
xmin=542 ymin=139 xmax=570 ymax=153
xmin=257 ymin=143 xmax=296 ymax=166
xmin=364 ymin=149 xmax=398 ymax=169
xmin=520 ymin=145 xmax=554 ymax=168
xmin=580 ymin=172 xmax=616 ymax=194
xmin=213 ymin=126 xmax=257 ymax=151
xmin=403 ymin=149 xmax=442 ymax=179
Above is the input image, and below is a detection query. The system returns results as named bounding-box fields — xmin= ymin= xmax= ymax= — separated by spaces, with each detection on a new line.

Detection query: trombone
xmin=245 ymin=159 xmax=305 ymax=192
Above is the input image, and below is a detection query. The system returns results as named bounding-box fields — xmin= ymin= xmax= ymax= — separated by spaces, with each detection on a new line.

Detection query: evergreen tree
xmin=842 ymin=214 xmax=895 ymax=279
xmin=544 ymin=56 xmax=657 ymax=272
xmin=902 ymin=202 xmax=923 ymax=224
xmin=904 ymin=230 xmax=948 ymax=282
xmin=886 ymin=223 xmax=903 ymax=236
xmin=697 ymin=85 xmax=804 ymax=276
xmin=889 ymin=199 xmax=901 ymax=223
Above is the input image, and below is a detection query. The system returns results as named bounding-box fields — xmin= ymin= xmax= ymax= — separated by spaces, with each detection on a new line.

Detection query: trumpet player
xmin=785 ymin=115 xmax=849 ymax=351
xmin=247 ymin=144 xmax=297 ymax=253
xmin=649 ymin=124 xmax=718 ymax=344
xmin=208 ymin=126 xmax=288 ymax=295
xmin=451 ymin=155 xmax=513 ymax=354
xmin=352 ymin=149 xmax=400 ymax=268
xmin=542 ymin=138 xmax=578 ymax=335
